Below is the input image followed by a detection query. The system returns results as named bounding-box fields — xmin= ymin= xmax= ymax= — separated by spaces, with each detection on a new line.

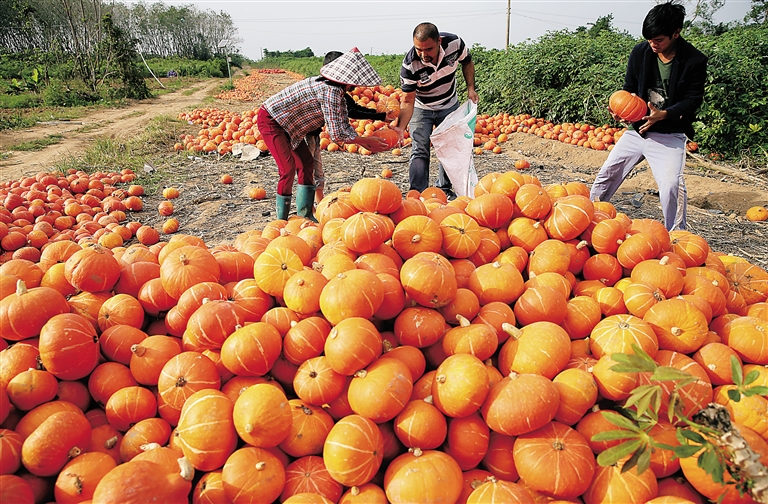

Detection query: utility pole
xmin=506 ymin=0 xmax=511 ymax=50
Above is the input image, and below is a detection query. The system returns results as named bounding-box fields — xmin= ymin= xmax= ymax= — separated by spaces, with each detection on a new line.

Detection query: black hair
xmin=323 ymin=51 xmax=344 ymax=65
xmin=642 ymin=1 xmax=686 ymax=39
xmin=413 ymin=22 xmax=440 ymax=42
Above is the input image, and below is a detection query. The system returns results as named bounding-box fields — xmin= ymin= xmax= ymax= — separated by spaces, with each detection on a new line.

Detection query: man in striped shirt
xmin=393 ymin=23 xmax=478 ymax=199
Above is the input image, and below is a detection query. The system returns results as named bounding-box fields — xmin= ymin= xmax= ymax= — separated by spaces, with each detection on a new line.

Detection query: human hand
xmin=385 ymin=108 xmax=399 ymax=121
xmin=638 ymin=102 xmax=667 ymax=135
xmin=467 ymin=88 xmax=479 ymax=103
xmin=359 ymin=136 xmax=389 ymax=153
xmin=607 ymin=107 xmax=623 ymax=123
xmin=392 ymin=126 xmax=406 ymax=145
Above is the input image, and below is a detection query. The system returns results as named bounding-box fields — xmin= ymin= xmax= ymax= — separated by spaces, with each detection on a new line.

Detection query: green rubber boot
xmin=276 ymin=193 xmax=291 ymax=220
xmin=296 ymin=184 xmax=318 ymax=222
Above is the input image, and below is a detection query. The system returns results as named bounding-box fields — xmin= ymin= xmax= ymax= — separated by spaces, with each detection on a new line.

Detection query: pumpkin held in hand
xmin=373 ymin=128 xmax=399 ymax=150
xmin=609 ymin=90 xmax=647 ymax=123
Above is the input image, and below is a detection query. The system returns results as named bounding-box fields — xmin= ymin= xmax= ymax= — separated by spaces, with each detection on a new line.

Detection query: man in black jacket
xmin=589 ymin=2 xmax=707 ymax=231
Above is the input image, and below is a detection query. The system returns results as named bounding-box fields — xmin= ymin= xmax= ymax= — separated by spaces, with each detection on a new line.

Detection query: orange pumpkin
xmin=159 ymin=245 xmax=220 ymax=300
xmin=609 ymin=90 xmax=647 ymax=122
xmin=21 ymin=410 xmax=91 ymax=476
xmin=348 ymin=357 xmax=413 ymax=423
xmin=281 ymin=455 xmax=343 ymax=503
xmin=53 ymin=451 xmax=116 ymax=503
xmin=513 ymin=421 xmax=596 ymax=499
xmin=64 ymin=244 xmax=121 ymax=293
xmin=384 ymin=449 xmax=463 ymax=504
xmin=176 ymin=389 xmax=238 ymax=471
xmin=0 ymin=281 xmax=70 ymax=341
xmin=320 ymin=269 xmax=385 ymax=325
xmin=233 ymin=383 xmax=292 ymax=447
xmin=323 ymin=414 xmax=384 ymax=486
xmin=482 ymin=373 xmax=560 ymax=436
xmin=38 ymin=313 xmax=100 ymax=380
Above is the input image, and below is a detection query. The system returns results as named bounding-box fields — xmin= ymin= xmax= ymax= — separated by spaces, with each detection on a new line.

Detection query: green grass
xmin=0 ymin=93 xmax=43 ymax=109
xmin=0 ymin=106 xmax=94 ymax=130
xmin=7 ymin=134 xmax=63 ymax=151
xmin=53 ymin=114 xmax=189 ymax=192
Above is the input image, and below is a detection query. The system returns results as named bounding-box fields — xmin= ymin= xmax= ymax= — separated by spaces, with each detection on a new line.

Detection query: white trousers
xmin=590 ymin=130 xmax=687 ymax=231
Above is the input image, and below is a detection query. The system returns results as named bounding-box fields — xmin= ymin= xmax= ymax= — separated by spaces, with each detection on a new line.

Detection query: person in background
xmin=393 ymin=22 xmax=478 ymax=200
xmin=257 ymin=48 xmax=388 ymax=221
xmin=305 ymin=51 xmax=398 ymax=206
xmin=589 ymin=1 xmax=707 ymax=231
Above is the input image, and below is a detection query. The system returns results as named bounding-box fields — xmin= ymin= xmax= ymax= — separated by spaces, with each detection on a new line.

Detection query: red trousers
xmin=256 ymin=106 xmax=314 ymax=195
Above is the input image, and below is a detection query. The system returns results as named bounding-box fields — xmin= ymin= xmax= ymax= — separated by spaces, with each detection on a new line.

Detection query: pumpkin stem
xmin=501 ymin=322 xmax=522 ymax=340
xmin=659 ymin=256 xmax=670 ymax=266
xmin=411 ymin=234 xmax=422 ymax=244
xmin=299 ymin=405 xmax=313 ymax=415
xmin=354 ymin=369 xmax=368 ymax=379
xmin=178 ymin=457 xmax=195 ymax=481
xmin=105 ymin=435 xmax=118 ymax=449
xmin=409 ymin=447 xmax=423 ymax=457
xmin=436 ymin=374 xmax=446 ymax=384
xmin=68 ymin=446 xmax=81 ymax=458
xmin=175 ymin=376 xmax=187 ymax=388
xmin=297 ymin=278 xmax=305 ymax=286
xmin=131 ymin=344 xmax=145 ymax=357
xmin=140 ymin=443 xmax=161 ymax=451
xmin=312 ymin=262 xmax=324 ymax=272
xmin=577 ymin=240 xmax=589 ymax=250
xmin=350 ymin=486 xmax=360 ymax=496
xmin=424 ymin=395 xmax=434 ymax=404
xmin=552 ymin=441 xmax=565 ymax=450
xmin=255 ymin=461 xmax=266 ymax=470
xmin=179 ymin=253 xmax=189 ymax=265
xmin=671 ymin=327 xmax=683 ymax=336
xmin=15 ymin=279 xmax=27 ymax=296
xmin=456 ymin=314 xmax=471 ymax=327
xmin=382 ymin=339 xmax=394 ymax=353
xmin=329 ymin=328 xmax=338 ymax=339
xmin=245 ymin=423 xmax=254 ymax=433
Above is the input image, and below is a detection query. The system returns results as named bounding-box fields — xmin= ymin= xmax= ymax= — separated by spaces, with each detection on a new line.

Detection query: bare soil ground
xmin=1 ymin=73 xmax=767 ymax=267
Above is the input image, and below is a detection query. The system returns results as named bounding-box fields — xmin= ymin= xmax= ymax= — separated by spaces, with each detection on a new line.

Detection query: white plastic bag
xmin=430 ymin=100 xmax=478 ymax=198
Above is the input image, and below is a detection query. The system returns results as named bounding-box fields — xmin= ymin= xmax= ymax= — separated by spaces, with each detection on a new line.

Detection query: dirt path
xmin=0 ymin=78 xmax=225 ymax=182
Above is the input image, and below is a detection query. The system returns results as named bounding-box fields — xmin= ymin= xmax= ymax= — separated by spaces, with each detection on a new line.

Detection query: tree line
xmin=0 ymin=0 xmax=240 ymax=98
xmin=1 ymin=0 xmax=240 ymax=58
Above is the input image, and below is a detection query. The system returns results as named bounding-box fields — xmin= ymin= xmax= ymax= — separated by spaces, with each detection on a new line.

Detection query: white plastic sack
xmin=430 ymin=100 xmax=479 ymax=198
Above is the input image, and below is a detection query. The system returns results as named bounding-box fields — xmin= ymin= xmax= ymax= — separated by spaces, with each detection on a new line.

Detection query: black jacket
xmin=624 ymin=37 xmax=707 ymax=139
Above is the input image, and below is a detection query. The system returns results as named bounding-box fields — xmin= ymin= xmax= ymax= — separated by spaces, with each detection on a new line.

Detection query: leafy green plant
xmin=592 ymin=346 xmax=768 ymax=499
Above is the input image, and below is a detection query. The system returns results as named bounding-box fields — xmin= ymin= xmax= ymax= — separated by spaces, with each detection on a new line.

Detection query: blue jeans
xmin=409 ymin=103 xmax=459 ymax=193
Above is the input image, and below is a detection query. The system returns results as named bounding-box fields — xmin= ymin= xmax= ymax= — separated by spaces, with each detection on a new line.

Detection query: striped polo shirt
xmin=400 ymin=32 xmax=471 ymax=111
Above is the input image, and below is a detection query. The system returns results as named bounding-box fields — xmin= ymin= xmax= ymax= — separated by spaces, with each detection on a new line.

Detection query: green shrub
xmin=42 ymin=80 xmax=98 ymax=107
xmin=687 ymin=25 xmax=768 ymax=157
xmin=144 ymin=57 xmax=230 ymax=78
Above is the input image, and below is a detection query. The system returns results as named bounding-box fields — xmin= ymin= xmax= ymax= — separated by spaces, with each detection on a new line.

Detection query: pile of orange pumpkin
xmin=176 ymin=85 xmax=408 ymax=157
xmin=215 ymin=73 xmax=270 ymax=102
xmin=2 ymin=169 xmax=768 ymax=504
xmin=472 ymin=113 xmax=626 ymax=156
xmin=0 ymin=169 xmax=185 ymax=266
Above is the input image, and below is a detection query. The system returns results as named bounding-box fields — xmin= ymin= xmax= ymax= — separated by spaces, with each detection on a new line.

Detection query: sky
xmin=130 ymin=0 xmax=755 ymax=60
